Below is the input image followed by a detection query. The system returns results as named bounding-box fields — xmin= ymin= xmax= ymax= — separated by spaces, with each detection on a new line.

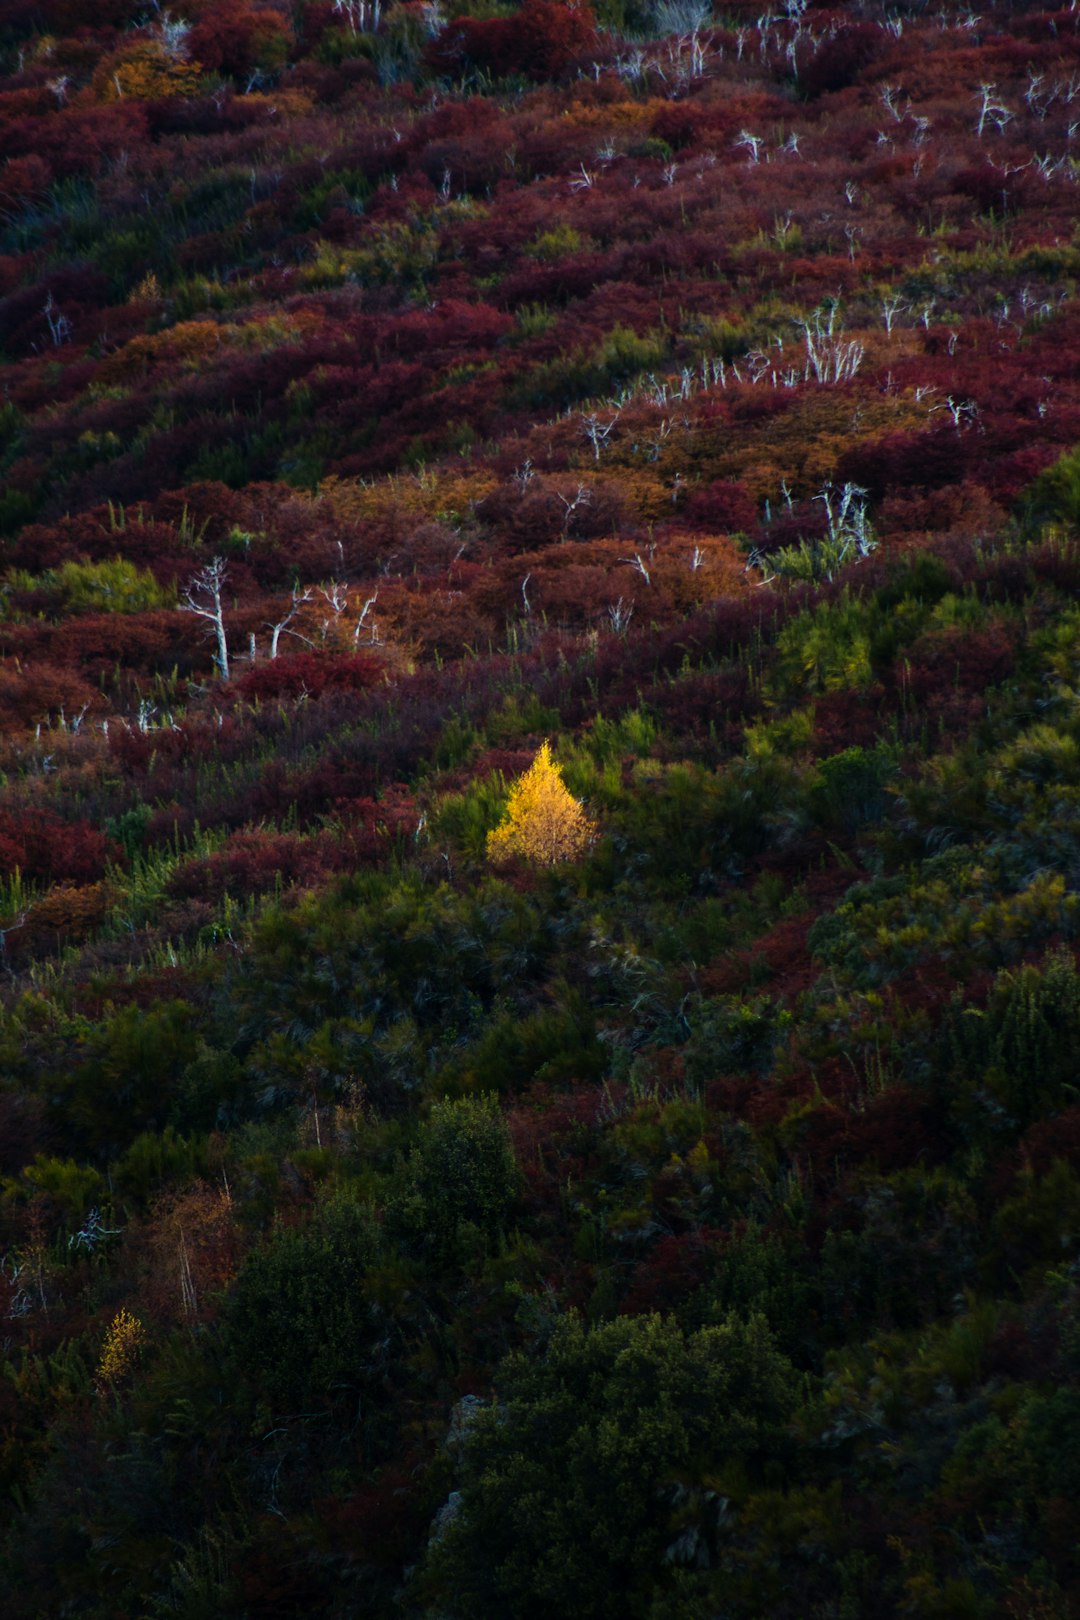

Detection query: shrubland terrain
xmin=3 ymin=0 xmax=1080 ymax=1614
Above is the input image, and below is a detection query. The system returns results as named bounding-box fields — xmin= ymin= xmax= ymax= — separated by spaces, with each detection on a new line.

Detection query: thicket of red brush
xmin=3 ymin=3 xmax=1080 ymax=1617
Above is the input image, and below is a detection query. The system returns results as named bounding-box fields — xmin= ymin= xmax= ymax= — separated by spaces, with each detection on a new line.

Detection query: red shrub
xmin=9 ymin=103 xmax=150 ymax=181
xmin=513 ymin=0 xmax=596 ymax=76
xmin=234 ymin=652 xmax=384 ymax=703
xmin=8 ymin=881 xmax=116 ymax=961
xmin=335 ymin=786 xmax=419 ymax=860
xmin=431 ymin=0 xmax=595 ymax=81
xmin=0 ymin=661 xmax=106 ymax=731
xmin=0 ymin=808 xmax=113 ymax=884
xmin=681 ymin=480 xmax=758 ymax=535
xmin=837 ymin=426 xmax=968 ymax=503
xmin=40 ymin=0 xmax=132 ymax=23
xmin=649 ymin=667 xmax=756 ymax=745
xmin=621 ymin=1229 xmax=722 ymax=1316
xmin=794 ymin=1085 xmax=942 ymax=1189
xmin=801 ymin=22 xmax=885 ymax=97
xmin=813 ymin=685 xmax=888 ymax=752
xmin=0 ymin=1091 xmax=50 ymax=1178
xmin=167 ymin=830 xmax=337 ymax=903
xmin=993 ymin=1106 xmax=1080 ymax=1200
xmin=902 ymin=623 xmax=1017 ymax=706
xmin=188 ymin=4 xmax=293 ymax=76
xmin=312 ymin=1466 xmax=425 ymax=1569
xmin=704 ymin=912 xmax=818 ymax=999
xmin=0 ymin=154 xmax=52 ymax=218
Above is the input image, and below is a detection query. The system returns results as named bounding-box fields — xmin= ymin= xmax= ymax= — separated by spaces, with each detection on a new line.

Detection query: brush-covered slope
xmin=2 ymin=2 xmax=1080 ymax=1615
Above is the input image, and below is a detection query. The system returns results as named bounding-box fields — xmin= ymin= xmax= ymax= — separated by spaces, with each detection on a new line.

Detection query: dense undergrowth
xmin=3 ymin=0 xmax=1080 ymax=1615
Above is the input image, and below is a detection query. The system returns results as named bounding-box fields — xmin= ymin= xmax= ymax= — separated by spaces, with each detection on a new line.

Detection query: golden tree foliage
xmin=487 ymin=741 xmax=597 ymax=868
xmin=96 ymin=1307 xmax=146 ymax=1388
xmin=93 ymin=44 xmax=203 ymax=103
xmin=142 ymin=1183 xmax=244 ymax=1326
xmin=321 ymin=468 xmax=499 ymax=526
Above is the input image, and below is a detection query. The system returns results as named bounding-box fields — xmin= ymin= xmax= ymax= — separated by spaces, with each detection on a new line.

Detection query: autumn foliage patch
xmin=2 ymin=2 xmax=1080 ymax=1616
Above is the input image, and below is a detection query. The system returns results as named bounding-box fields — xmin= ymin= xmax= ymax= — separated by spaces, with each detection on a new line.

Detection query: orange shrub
xmin=91 ymin=44 xmax=203 ymax=104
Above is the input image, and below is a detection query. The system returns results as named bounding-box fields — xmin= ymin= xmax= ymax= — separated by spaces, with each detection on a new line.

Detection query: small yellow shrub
xmin=96 ymin=1307 xmax=146 ymax=1388
xmin=487 ymin=742 xmax=596 ymax=868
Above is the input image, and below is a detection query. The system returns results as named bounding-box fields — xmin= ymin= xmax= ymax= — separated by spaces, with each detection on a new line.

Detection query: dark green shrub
xmin=945 ymin=947 xmax=1080 ymax=1129
xmin=819 ymin=1171 xmax=979 ymax=1336
xmin=418 ymin=1310 xmax=800 ymax=1620
xmin=806 ymin=744 xmax=897 ymax=834
xmin=446 ymin=991 xmax=606 ymax=1095
xmin=1021 ymin=443 xmax=1080 ymax=533
xmin=0 ymin=488 xmax=36 ymax=535
xmin=682 ymin=994 xmax=792 ymax=1085
xmin=1019 ymin=1386 xmax=1080 ymax=1500
xmin=392 ymin=1093 xmax=519 ymax=1254
xmin=111 ymin=1127 xmax=207 ymax=1208
xmin=873 ymin=553 xmax=954 ymax=613
xmin=224 ymin=1187 xmax=381 ymax=1413
xmin=695 ymin=1225 xmax=816 ymax=1365
xmin=57 ymin=1001 xmax=201 ymax=1156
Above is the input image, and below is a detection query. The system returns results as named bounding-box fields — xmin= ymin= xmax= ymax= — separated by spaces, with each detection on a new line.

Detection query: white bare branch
xmin=181 ymin=556 xmax=231 ymax=681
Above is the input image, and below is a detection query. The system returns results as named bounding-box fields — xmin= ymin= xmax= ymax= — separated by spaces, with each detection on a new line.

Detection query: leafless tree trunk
xmin=267 ymin=586 xmax=314 ymax=659
xmin=181 ymin=557 xmax=231 ymax=681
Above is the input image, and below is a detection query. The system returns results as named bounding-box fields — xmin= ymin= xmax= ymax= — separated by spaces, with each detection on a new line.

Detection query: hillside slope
xmin=2 ymin=2 xmax=1080 ymax=1615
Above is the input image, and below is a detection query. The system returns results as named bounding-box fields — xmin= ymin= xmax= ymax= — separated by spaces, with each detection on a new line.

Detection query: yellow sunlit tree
xmin=487 ymin=741 xmax=597 ymax=867
xmin=96 ymin=1307 xmax=146 ymax=1389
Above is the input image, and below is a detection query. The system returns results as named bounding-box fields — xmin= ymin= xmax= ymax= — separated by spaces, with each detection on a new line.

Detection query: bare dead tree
xmin=734 ymin=129 xmax=764 ymax=163
xmin=581 ymin=410 xmax=620 ymax=462
xmin=975 ymin=82 xmax=1012 ymax=137
xmin=0 ymin=908 xmax=28 ymax=972
xmin=181 ymin=556 xmax=231 ymax=680
xmin=620 ymin=551 xmax=653 ymax=586
xmin=880 ymin=291 xmax=907 ymax=335
xmin=266 ymin=586 xmax=314 ymax=659
xmin=607 ymin=597 xmax=634 ymax=633
xmin=334 ymin=0 xmax=382 ymax=28
xmin=795 ymin=303 xmax=864 ymax=384
xmin=319 ymin=581 xmax=348 ymax=642
xmin=354 ymin=590 xmax=379 ymax=643
xmin=43 ymin=293 xmax=72 ymax=346
xmin=557 ymin=483 xmax=592 ymax=537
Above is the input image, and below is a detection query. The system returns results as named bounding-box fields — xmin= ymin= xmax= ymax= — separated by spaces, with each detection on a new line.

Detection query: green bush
xmin=769 ymin=595 xmax=876 ymax=700
xmin=12 ymin=557 xmax=175 ymax=616
xmin=819 ymin=1170 xmax=979 ymax=1336
xmin=392 ymin=1093 xmax=519 ymax=1254
xmin=1018 ymin=1386 xmax=1080 ymax=1499
xmin=224 ymin=1186 xmax=382 ymax=1412
xmin=806 ymin=744 xmax=897 ymax=833
xmin=56 ymin=1001 xmax=201 ymax=1156
xmin=447 ymin=989 xmax=606 ymax=1094
xmin=419 ymin=1310 xmax=800 ymax=1620
xmin=1021 ymin=443 xmax=1080 ymax=533
xmin=111 ymin=1127 xmax=207 ymax=1208
xmin=11 ymin=1155 xmax=105 ymax=1224
xmin=695 ymin=1224 xmax=815 ymax=1365
xmin=945 ymin=947 xmax=1080 ymax=1128
xmin=0 ymin=488 xmax=37 ymax=535
xmin=682 ymin=994 xmax=792 ymax=1085
xmin=527 ymin=223 xmax=586 ymax=262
